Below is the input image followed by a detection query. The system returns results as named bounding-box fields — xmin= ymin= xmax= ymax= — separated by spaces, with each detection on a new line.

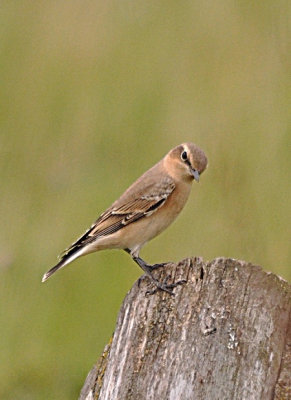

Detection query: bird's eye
xmin=181 ymin=151 xmax=188 ymax=161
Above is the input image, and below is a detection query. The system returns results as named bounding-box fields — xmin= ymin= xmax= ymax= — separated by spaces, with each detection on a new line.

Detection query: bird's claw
xmin=145 ymin=275 xmax=187 ymax=296
xmin=147 ymin=262 xmax=167 ymax=272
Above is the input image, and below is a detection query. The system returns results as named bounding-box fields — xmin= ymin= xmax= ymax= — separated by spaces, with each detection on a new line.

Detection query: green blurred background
xmin=1 ymin=1 xmax=291 ymax=398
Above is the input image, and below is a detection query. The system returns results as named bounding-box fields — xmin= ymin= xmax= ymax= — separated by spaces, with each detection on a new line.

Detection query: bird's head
xmin=165 ymin=143 xmax=208 ymax=182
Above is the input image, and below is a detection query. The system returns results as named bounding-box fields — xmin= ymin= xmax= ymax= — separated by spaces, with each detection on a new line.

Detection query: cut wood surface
xmin=79 ymin=257 xmax=291 ymax=400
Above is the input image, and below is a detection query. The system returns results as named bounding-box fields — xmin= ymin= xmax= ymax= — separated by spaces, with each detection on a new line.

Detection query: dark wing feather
xmin=59 ymin=179 xmax=175 ymax=259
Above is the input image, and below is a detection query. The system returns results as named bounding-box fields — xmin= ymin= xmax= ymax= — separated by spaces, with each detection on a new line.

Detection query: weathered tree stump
xmin=79 ymin=257 xmax=291 ymax=400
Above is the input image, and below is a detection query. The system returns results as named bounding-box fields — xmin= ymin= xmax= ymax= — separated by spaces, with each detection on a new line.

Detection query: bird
xmin=42 ymin=142 xmax=208 ymax=294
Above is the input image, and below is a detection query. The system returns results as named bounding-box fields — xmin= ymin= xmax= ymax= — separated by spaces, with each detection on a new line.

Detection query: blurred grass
xmin=1 ymin=1 xmax=291 ymax=398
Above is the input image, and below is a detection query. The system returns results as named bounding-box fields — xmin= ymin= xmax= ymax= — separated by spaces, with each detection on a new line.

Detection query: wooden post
xmin=79 ymin=257 xmax=291 ymax=400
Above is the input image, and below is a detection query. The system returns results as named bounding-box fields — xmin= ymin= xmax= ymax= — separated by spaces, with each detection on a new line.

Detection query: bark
xmin=79 ymin=257 xmax=291 ymax=400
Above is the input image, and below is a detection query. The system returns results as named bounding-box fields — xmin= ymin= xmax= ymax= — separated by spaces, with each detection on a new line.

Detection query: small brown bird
xmin=42 ymin=143 xmax=208 ymax=294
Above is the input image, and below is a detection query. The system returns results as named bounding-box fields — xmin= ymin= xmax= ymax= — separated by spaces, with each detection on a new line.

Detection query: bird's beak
xmin=191 ymin=169 xmax=200 ymax=182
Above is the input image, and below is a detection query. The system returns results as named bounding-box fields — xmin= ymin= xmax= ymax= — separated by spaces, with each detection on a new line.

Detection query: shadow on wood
xmin=79 ymin=257 xmax=291 ymax=400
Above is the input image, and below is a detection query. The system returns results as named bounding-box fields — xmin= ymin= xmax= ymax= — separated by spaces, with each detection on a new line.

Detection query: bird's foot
xmin=138 ymin=274 xmax=186 ymax=296
xmin=145 ymin=275 xmax=186 ymax=296
xmin=132 ymin=255 xmax=186 ymax=295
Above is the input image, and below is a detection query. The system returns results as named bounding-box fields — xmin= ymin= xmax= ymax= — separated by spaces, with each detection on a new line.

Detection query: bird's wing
xmin=59 ymin=178 xmax=175 ymax=258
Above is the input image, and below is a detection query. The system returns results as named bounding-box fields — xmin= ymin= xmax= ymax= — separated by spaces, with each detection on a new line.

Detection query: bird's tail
xmin=42 ymin=245 xmax=84 ymax=282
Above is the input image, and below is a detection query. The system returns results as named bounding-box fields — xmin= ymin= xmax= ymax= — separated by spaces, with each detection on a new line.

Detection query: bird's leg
xmin=123 ymin=248 xmax=166 ymax=271
xmin=133 ymin=256 xmax=176 ymax=295
xmin=124 ymin=249 xmax=185 ymax=295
